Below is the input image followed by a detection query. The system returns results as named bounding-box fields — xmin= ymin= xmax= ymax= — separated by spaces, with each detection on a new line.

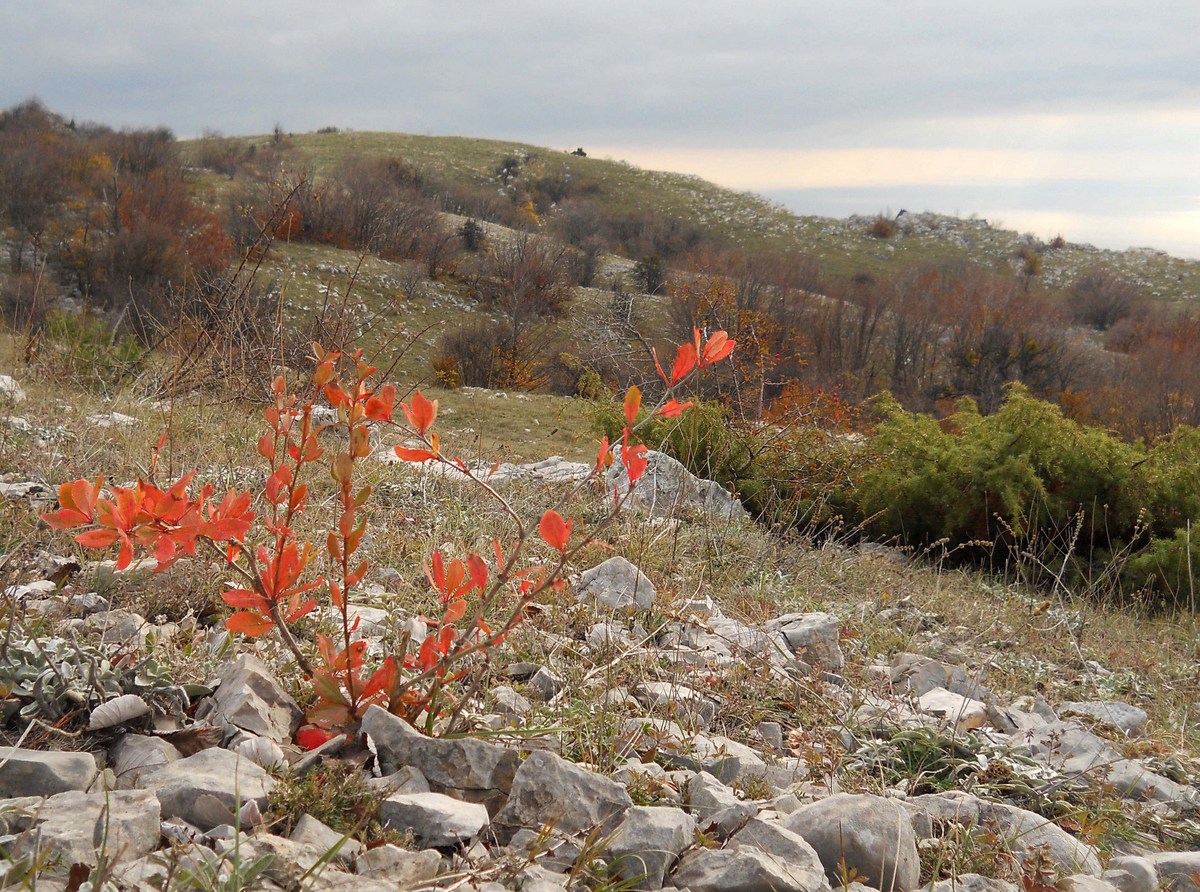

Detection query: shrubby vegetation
xmin=6 ymin=97 xmax=1200 ymax=606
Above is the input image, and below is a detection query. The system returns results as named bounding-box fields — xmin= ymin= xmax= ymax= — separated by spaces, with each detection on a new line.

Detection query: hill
xmin=189 ymin=129 xmax=1200 ymax=302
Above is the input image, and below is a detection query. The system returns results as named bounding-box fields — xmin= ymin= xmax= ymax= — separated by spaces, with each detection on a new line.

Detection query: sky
xmin=4 ymin=1 xmax=1200 ymax=258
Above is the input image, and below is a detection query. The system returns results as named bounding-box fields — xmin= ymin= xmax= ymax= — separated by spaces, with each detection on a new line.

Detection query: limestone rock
xmin=891 ymin=653 xmax=991 ymax=701
xmin=730 ymin=818 xmax=830 ymax=892
xmin=362 ymin=705 xmax=519 ymax=815
xmin=1060 ymin=701 xmax=1149 ymax=734
xmin=604 ymin=804 xmax=695 ymax=891
xmin=1143 ymin=852 xmax=1200 ymax=892
xmin=290 ymin=813 xmax=363 ymax=866
xmin=138 ymin=746 xmax=274 ymax=830
xmin=210 ymin=654 xmax=303 ymax=743
xmin=929 ymin=875 xmax=1018 ymax=892
xmin=1104 ymin=855 xmax=1161 ymax=892
xmin=1059 ymin=876 xmax=1124 ymax=892
xmin=355 ymin=844 xmax=442 ymax=883
xmin=672 ymin=846 xmax=826 ymax=892
xmin=492 ymin=750 xmax=632 ymax=845
xmin=9 ymin=788 xmax=160 ymax=872
xmin=784 ymin=793 xmax=920 ymax=892
xmin=767 ymin=612 xmax=844 ymax=671
xmin=0 ymin=374 xmax=25 ymax=402
xmin=110 ymin=734 xmax=181 ymax=789
xmin=576 ymin=556 xmax=657 ymax=611
xmin=380 ymin=791 xmax=490 ymax=848
xmin=0 ymin=746 xmax=98 ymax=797
xmin=917 ymin=687 xmax=989 ymax=732
xmin=607 ymin=445 xmax=748 ymax=522
xmin=980 ymin=802 xmax=1101 ymax=876
xmin=636 ymin=681 xmax=717 ymax=728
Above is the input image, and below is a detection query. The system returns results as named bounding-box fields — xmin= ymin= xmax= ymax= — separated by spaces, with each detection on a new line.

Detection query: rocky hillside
xmin=3 ymin=368 xmax=1200 ymax=891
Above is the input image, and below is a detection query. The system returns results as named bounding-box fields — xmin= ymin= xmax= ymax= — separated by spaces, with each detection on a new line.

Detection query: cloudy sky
xmin=5 ymin=1 xmax=1200 ymax=257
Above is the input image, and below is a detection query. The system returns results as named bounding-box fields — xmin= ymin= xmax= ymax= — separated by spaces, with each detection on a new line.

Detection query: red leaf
xmin=701 ymin=330 xmax=735 ymax=366
xmin=594 ymin=436 xmax=612 ymax=474
xmin=623 ymin=385 xmax=642 ymax=426
xmin=393 ymin=447 xmax=436 ymax=463
xmin=402 ymin=390 xmax=438 ymax=436
xmin=75 ymin=528 xmax=118 ymax=550
xmin=442 ymin=599 xmax=468 ymax=624
xmin=221 ymin=588 xmax=269 ymax=611
xmin=227 ymin=611 xmax=275 ymax=637
xmin=539 ymin=510 xmax=572 ymax=553
xmin=364 ymin=383 xmax=396 ymax=422
xmin=657 ymin=399 xmax=695 ymax=418
xmin=669 ymin=341 xmax=698 ymax=385
xmin=296 ymin=726 xmax=336 ymax=750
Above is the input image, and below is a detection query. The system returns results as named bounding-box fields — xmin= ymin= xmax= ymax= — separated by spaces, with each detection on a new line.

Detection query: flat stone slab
xmin=137 ymin=746 xmax=274 ymax=829
xmin=0 ymin=747 xmax=98 ymax=798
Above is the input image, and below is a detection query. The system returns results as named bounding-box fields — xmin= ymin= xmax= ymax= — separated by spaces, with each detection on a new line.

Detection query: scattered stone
xmin=1141 ymin=852 xmax=1200 ymax=892
xmin=87 ymin=411 xmax=138 ymax=427
xmin=381 ymin=790 xmax=490 ymax=848
xmin=730 ymin=818 xmax=829 ymax=892
xmin=138 ymin=746 xmax=274 ymax=830
xmin=672 ymin=845 xmax=823 ymax=892
xmin=1059 ymin=876 xmax=1124 ymax=892
xmin=83 ymin=608 xmax=149 ymax=646
xmin=369 ymin=764 xmax=431 ymax=796
xmin=1104 ymin=855 xmax=1161 ymax=892
xmin=980 ymin=802 xmax=1101 ymax=876
xmin=1060 ymin=701 xmax=1149 ymax=734
xmin=587 ymin=619 xmax=636 ymax=649
xmin=607 ymin=446 xmax=748 ymax=522
xmin=930 ymin=876 xmax=1018 ymax=892
xmin=9 ymin=788 xmax=160 ymax=872
xmin=0 ymin=374 xmax=26 ymax=402
xmin=363 ymin=705 xmax=519 ymax=815
xmin=575 ymin=556 xmax=657 ymax=611
xmin=291 ymin=813 xmax=363 ymax=866
xmin=784 ymin=793 xmax=920 ymax=892
xmin=890 ymin=653 xmax=991 ymax=701
xmin=605 ymin=805 xmax=695 ymax=891
xmin=636 ymin=681 xmax=717 ymax=728
xmin=355 ymin=844 xmax=442 ymax=883
xmin=490 ymin=685 xmax=532 ymax=719
xmin=109 ymin=734 xmax=181 ymax=789
xmin=526 ymin=666 xmax=566 ymax=701
xmin=917 ymin=687 xmax=989 ymax=732
xmin=0 ymin=481 xmax=50 ymax=501
xmin=233 ymin=733 xmax=287 ymax=769
xmin=492 ymin=750 xmax=633 ymax=845
xmin=209 ymin=654 xmax=303 ymax=743
xmin=767 ymin=612 xmax=844 ymax=671
xmin=0 ymin=746 xmax=98 ymax=797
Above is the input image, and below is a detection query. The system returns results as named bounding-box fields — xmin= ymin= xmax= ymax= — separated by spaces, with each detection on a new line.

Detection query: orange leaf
xmin=539 ymin=510 xmax=572 ymax=553
xmin=657 ymin=399 xmax=695 ymax=418
xmin=701 ymin=330 xmax=735 ymax=366
xmin=393 ymin=446 xmax=436 ymax=463
xmin=623 ymin=385 xmax=642 ymax=426
xmin=442 ymin=599 xmax=468 ymax=624
xmin=593 ymin=436 xmax=612 ymax=474
xmin=669 ymin=341 xmax=698 ymax=385
xmin=296 ymin=725 xmax=337 ymax=750
xmin=75 ymin=528 xmax=118 ymax=550
xmin=402 ymin=390 xmax=438 ymax=436
xmin=227 ymin=611 xmax=275 ymax=637
xmin=221 ymin=588 xmax=269 ymax=611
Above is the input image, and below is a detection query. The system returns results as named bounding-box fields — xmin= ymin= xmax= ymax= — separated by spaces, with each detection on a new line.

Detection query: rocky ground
xmin=4 ymin=372 xmax=1200 ymax=891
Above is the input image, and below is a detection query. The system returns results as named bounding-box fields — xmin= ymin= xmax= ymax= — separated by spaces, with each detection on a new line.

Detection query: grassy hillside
xmin=190 ymin=129 xmax=1200 ymax=302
